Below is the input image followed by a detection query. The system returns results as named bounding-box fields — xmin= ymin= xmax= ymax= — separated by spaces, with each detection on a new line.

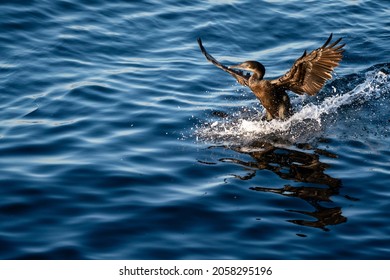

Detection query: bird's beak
xmin=228 ymin=64 xmax=242 ymax=69
xmin=229 ymin=63 xmax=249 ymax=71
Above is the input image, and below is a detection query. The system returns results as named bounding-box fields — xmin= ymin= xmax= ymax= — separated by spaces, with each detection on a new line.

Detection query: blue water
xmin=0 ymin=0 xmax=389 ymax=260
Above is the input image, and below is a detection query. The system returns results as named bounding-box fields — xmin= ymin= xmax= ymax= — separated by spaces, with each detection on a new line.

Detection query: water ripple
xmin=0 ymin=0 xmax=389 ymax=259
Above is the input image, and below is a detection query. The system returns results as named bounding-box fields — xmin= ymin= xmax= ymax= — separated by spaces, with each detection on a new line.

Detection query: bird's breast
xmin=249 ymin=80 xmax=288 ymax=117
xmin=249 ymin=80 xmax=273 ymax=101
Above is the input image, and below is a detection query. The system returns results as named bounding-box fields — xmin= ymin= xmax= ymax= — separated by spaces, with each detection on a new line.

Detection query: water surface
xmin=0 ymin=0 xmax=389 ymax=259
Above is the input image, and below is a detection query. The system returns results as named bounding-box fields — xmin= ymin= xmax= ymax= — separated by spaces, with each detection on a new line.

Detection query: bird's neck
xmin=250 ymin=70 xmax=264 ymax=82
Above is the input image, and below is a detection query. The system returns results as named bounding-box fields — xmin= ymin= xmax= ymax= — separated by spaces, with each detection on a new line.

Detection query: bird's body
xmin=248 ymin=73 xmax=292 ymax=120
xmin=197 ymin=34 xmax=345 ymax=120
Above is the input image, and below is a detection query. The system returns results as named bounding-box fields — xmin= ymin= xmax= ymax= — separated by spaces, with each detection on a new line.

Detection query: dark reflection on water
xmin=206 ymin=140 xmax=351 ymax=232
xmin=253 ymin=184 xmax=347 ymax=232
xmin=1 ymin=0 xmax=390 ymax=260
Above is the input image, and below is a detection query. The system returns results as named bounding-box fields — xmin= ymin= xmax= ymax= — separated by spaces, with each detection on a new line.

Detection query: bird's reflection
xmin=204 ymin=140 xmax=352 ymax=231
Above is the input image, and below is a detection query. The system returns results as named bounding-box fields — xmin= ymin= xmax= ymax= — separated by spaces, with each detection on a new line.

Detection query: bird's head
xmin=229 ymin=61 xmax=265 ymax=79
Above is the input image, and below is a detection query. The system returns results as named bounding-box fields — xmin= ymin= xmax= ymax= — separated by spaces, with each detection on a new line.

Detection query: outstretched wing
xmin=197 ymin=38 xmax=250 ymax=87
xmin=272 ymin=34 xmax=345 ymax=96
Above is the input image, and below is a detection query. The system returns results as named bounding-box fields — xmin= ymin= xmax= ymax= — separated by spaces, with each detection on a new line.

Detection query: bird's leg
xmin=266 ymin=111 xmax=274 ymax=121
xmin=278 ymin=104 xmax=287 ymax=120
xmin=261 ymin=111 xmax=273 ymax=121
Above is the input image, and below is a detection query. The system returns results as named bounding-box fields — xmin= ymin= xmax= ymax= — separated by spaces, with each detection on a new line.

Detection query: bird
xmin=197 ymin=34 xmax=345 ymax=120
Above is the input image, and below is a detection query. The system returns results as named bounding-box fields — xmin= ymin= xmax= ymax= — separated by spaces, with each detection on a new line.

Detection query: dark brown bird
xmin=197 ymin=34 xmax=345 ymax=120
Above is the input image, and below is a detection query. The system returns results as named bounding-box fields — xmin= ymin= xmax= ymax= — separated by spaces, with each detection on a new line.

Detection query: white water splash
xmin=196 ymin=68 xmax=389 ymax=144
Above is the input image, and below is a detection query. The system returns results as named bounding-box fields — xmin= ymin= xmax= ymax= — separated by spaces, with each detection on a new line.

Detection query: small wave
xmin=195 ymin=64 xmax=390 ymax=144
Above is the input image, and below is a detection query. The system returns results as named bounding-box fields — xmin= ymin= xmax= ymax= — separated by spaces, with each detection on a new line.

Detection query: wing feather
xmin=197 ymin=38 xmax=250 ymax=87
xmin=272 ymin=34 xmax=345 ymax=96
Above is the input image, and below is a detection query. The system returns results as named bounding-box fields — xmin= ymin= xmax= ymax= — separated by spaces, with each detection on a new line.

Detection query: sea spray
xmin=195 ymin=66 xmax=390 ymax=145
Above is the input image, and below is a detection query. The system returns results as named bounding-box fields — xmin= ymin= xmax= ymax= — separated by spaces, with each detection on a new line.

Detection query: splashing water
xmin=196 ymin=66 xmax=390 ymax=144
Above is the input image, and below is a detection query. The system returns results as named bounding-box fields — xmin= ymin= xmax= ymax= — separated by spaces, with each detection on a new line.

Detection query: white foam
xmin=196 ymin=68 xmax=389 ymax=144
